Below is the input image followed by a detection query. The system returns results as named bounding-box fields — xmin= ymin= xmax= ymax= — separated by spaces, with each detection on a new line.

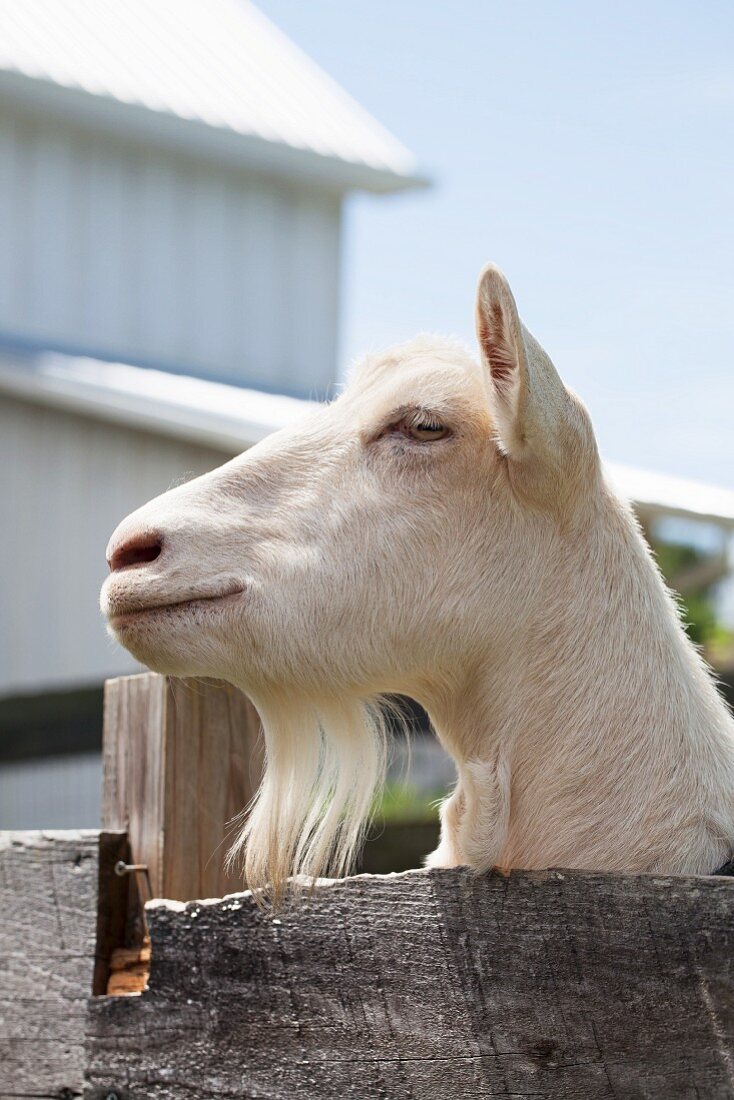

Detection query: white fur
xmin=101 ymin=264 xmax=734 ymax=897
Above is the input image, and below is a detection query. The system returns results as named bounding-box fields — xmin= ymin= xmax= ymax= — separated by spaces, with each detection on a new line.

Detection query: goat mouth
xmin=108 ymin=588 xmax=245 ymax=627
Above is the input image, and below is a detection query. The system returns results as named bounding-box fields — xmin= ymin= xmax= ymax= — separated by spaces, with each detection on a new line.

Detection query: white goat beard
xmin=227 ymin=694 xmax=389 ymax=903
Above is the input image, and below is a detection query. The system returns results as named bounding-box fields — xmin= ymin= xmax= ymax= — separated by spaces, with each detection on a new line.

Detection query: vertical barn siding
xmin=0 ymin=395 xmax=232 ymax=696
xmin=0 ymin=108 xmax=341 ymax=395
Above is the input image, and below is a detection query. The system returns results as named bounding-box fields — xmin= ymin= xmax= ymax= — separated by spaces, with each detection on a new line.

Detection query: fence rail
xmin=1 ymin=674 xmax=733 ymax=1099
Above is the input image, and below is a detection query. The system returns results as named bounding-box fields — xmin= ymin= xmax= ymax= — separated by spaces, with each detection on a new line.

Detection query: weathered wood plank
xmin=102 ymin=674 xmax=263 ymax=906
xmin=0 ymin=831 xmax=102 ymax=1098
xmin=85 ymin=866 xmax=734 ymax=1100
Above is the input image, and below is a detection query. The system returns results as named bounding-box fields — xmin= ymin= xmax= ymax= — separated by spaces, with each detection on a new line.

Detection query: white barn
xmin=0 ymin=0 xmax=424 ymax=693
xmin=0 ymin=0 xmax=422 ymax=396
xmin=0 ymin=0 xmax=424 ymax=825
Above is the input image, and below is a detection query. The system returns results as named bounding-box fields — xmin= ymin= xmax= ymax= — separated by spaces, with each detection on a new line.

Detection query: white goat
xmin=102 ymin=265 xmax=734 ymax=898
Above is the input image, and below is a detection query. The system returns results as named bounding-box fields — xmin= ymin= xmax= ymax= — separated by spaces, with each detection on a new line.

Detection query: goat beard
xmin=227 ymin=692 xmax=393 ymax=905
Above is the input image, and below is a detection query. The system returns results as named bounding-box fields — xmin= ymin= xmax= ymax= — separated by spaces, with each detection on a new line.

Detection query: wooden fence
xmin=1 ymin=673 xmax=733 ymax=1099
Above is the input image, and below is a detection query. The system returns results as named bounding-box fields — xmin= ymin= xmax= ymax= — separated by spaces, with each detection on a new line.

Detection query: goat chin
xmin=226 ymin=692 xmax=396 ymax=904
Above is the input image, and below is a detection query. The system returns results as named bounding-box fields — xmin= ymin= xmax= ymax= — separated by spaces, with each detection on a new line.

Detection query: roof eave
xmin=0 ymin=356 xmax=268 ymax=453
xmin=0 ymin=69 xmax=429 ymax=194
xmin=606 ymin=462 xmax=734 ymax=532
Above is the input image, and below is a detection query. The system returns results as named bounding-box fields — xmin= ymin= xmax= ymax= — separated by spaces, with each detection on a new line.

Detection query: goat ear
xmin=475 ymin=264 xmax=590 ymax=493
xmin=475 ymin=264 xmax=528 ymax=456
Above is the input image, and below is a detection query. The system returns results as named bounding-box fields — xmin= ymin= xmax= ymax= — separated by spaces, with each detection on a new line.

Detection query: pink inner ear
xmin=478 ymin=300 xmax=517 ymax=395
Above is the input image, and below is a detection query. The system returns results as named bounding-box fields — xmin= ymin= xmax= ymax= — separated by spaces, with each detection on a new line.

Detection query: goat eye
xmin=407 ymin=421 xmax=449 ymax=442
xmin=377 ymin=413 xmax=451 ymax=445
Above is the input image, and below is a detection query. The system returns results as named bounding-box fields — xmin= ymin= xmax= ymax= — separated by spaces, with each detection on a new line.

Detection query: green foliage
xmin=373 ymin=782 xmax=445 ymax=824
xmin=653 ymin=539 xmax=723 ymax=647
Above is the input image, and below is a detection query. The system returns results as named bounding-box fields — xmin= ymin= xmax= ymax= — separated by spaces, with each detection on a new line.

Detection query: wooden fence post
xmin=102 ymin=674 xmax=263 ymax=905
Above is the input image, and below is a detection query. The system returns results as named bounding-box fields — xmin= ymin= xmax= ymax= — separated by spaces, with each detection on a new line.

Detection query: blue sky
xmin=258 ymin=0 xmax=734 ymax=486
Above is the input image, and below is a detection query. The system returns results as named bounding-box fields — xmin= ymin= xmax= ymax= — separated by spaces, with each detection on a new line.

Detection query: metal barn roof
xmin=2 ymin=349 xmax=734 ymax=530
xmin=0 ymin=0 xmax=424 ymax=192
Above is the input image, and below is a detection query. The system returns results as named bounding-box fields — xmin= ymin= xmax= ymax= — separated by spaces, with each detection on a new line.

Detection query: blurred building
xmin=1 ymin=3 xmax=733 ymax=831
xmin=0 ymin=0 xmax=422 ymax=826
xmin=0 ymin=0 xmax=422 ymax=395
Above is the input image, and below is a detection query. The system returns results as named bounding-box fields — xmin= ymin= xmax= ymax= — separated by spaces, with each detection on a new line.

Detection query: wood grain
xmin=85 ymin=866 xmax=734 ymax=1100
xmin=102 ymin=674 xmax=263 ymax=906
xmin=0 ymin=830 xmax=100 ymax=1099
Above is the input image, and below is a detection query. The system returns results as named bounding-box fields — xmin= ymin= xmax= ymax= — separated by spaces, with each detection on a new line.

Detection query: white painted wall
xmin=0 ymin=107 xmax=341 ymax=395
xmin=0 ymin=393 xmax=234 ymax=696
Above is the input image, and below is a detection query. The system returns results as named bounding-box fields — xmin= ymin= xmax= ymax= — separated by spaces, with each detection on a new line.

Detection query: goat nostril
xmin=109 ymin=533 xmax=163 ymax=572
